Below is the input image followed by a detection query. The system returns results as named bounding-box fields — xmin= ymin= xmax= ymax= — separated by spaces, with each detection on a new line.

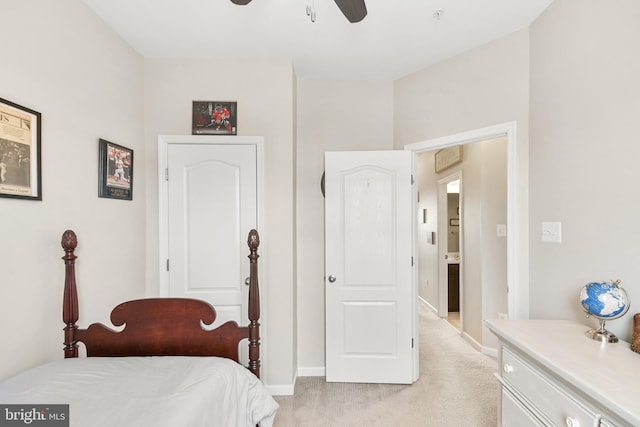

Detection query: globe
xmin=579 ymin=280 xmax=630 ymax=343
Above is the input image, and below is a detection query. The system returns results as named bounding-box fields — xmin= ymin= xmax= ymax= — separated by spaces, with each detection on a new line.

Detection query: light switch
xmin=496 ymin=224 xmax=507 ymax=237
xmin=426 ymin=231 xmax=435 ymax=245
xmin=541 ymin=222 xmax=562 ymax=243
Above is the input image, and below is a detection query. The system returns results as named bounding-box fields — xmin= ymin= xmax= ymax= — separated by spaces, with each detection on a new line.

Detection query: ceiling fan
xmin=230 ymin=0 xmax=367 ymax=23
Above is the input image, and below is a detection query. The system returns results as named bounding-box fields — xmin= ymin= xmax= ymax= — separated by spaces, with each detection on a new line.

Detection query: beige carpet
xmin=273 ymin=307 xmax=498 ymax=426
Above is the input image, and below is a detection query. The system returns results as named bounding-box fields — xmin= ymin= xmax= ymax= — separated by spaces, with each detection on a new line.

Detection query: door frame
xmin=157 ymin=134 xmax=266 ymax=359
xmin=437 ymin=171 xmax=463 ymax=326
xmin=404 ymin=121 xmax=529 ymax=321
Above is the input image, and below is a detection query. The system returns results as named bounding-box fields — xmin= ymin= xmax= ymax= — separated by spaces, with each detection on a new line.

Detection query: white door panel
xmin=166 ymin=142 xmax=257 ymax=328
xmin=325 ymin=150 xmax=414 ymax=384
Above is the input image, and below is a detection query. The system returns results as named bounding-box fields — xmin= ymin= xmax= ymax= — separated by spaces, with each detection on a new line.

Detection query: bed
xmin=0 ymin=229 xmax=278 ymax=427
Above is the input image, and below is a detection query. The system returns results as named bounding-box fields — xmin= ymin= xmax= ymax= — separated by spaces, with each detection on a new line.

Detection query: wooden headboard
xmin=61 ymin=229 xmax=262 ymax=378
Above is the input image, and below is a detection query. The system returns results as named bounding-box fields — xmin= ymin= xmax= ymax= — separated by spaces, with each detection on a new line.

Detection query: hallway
xmin=273 ymin=305 xmax=498 ymax=426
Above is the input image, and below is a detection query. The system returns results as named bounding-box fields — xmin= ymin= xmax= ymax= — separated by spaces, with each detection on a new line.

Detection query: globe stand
xmin=581 ymin=280 xmax=629 ymax=344
xmin=585 ymin=319 xmax=619 ymax=343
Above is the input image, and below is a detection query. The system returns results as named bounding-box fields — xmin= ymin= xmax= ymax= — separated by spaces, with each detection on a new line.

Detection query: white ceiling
xmin=81 ymin=0 xmax=554 ymax=80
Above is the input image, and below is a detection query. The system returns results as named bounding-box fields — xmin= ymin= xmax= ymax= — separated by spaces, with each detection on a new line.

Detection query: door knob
xmin=328 ymin=275 xmax=336 ymax=283
xmin=245 ymin=277 xmax=250 ymax=285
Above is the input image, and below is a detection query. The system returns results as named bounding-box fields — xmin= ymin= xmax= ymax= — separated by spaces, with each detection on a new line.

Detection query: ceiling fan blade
xmin=230 ymin=0 xmax=252 ymax=5
xmin=334 ymin=0 xmax=367 ymax=23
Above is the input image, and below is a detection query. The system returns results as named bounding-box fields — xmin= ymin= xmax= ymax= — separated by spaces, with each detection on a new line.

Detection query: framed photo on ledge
xmin=434 ymin=146 xmax=463 ymax=173
xmin=192 ymin=101 xmax=237 ymax=135
xmin=0 ymin=97 xmax=42 ymax=201
xmin=98 ymin=139 xmax=133 ymax=200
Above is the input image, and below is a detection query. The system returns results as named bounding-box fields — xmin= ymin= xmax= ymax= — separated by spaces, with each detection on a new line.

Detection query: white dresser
xmin=485 ymin=319 xmax=640 ymax=427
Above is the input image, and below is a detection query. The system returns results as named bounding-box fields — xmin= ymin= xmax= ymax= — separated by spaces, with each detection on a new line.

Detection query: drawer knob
xmin=565 ymin=416 xmax=579 ymax=427
xmin=503 ymin=363 xmax=514 ymax=374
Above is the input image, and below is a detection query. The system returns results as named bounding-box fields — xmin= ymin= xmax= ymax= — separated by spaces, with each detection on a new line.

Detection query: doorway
xmin=406 ymin=121 xmax=528 ymax=352
xmin=417 ymin=139 xmax=506 ymax=340
xmin=440 ymin=176 xmax=461 ymax=331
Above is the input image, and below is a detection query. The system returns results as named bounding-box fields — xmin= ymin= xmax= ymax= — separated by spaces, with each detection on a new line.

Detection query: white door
xmin=159 ymin=136 xmax=261 ymax=330
xmin=325 ymin=150 xmax=415 ymax=384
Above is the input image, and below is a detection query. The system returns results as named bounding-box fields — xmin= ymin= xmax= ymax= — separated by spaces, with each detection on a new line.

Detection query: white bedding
xmin=0 ymin=356 xmax=278 ymax=427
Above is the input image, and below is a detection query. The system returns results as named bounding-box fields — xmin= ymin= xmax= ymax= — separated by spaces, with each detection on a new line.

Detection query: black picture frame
xmin=98 ymin=139 xmax=133 ymax=200
xmin=0 ymin=97 xmax=42 ymax=201
xmin=192 ymin=101 xmax=237 ymax=135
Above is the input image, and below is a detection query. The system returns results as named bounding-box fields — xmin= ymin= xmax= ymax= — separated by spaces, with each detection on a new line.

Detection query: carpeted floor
xmin=273 ymin=306 xmax=498 ymax=426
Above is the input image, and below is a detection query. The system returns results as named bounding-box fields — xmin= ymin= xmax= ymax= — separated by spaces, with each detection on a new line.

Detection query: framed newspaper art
xmin=191 ymin=101 xmax=237 ymax=135
xmin=98 ymin=139 xmax=133 ymax=200
xmin=0 ymin=97 xmax=42 ymax=200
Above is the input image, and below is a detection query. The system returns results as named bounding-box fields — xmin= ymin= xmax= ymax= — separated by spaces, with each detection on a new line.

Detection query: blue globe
xmin=580 ymin=281 xmax=630 ymax=320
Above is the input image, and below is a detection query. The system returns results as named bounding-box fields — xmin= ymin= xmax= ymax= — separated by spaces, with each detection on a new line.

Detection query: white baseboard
xmin=420 ymin=296 xmax=498 ymax=358
xmin=462 ymin=330 xmax=483 ymax=352
xmin=481 ymin=346 xmax=499 ymax=358
xmin=418 ymin=296 xmax=438 ymax=315
xmin=297 ymin=366 xmax=325 ymax=377
xmin=265 ymin=384 xmax=295 ymax=396
xmin=461 ymin=331 xmax=498 ymax=358
xmin=264 ymin=368 xmax=297 ymax=396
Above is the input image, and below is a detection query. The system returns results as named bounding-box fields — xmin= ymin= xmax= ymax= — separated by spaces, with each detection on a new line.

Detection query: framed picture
xmin=0 ymin=97 xmax=42 ymax=200
xmin=192 ymin=101 xmax=237 ymax=135
xmin=98 ymin=139 xmax=133 ymax=200
xmin=434 ymin=146 xmax=463 ymax=173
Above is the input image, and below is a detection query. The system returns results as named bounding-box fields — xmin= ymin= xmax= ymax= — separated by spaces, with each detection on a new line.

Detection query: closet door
xmin=159 ymin=136 xmax=262 ymax=329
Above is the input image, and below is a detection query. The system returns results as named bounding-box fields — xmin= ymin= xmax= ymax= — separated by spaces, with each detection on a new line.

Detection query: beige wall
xmin=296 ymin=79 xmax=394 ymax=373
xmin=401 ymin=0 xmax=640 ymax=346
xmin=4 ymin=0 xmax=639 ymax=390
xmin=143 ymin=59 xmax=297 ymax=390
xmin=477 ymin=139 xmax=508 ymax=347
xmin=529 ymin=0 xmax=640 ymax=340
xmin=416 ymin=153 xmax=439 ymax=307
xmin=395 ymin=30 xmax=529 ymax=347
xmin=0 ymin=0 xmax=145 ymax=379
xmin=416 ymin=138 xmax=507 ymax=347
xmin=393 ymin=28 xmax=530 ymax=147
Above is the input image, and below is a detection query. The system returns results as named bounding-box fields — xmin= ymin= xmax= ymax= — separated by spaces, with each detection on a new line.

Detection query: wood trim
xmin=61 ymin=229 xmax=262 ymax=378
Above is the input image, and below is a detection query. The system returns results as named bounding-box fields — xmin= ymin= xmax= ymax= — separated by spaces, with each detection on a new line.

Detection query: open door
xmin=324 ymin=150 xmax=415 ymax=384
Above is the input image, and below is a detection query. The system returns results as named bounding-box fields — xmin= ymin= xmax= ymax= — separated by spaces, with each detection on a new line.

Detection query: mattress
xmin=0 ymin=356 xmax=278 ymax=427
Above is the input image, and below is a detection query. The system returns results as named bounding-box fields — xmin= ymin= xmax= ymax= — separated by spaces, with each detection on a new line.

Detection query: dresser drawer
xmin=502 ymin=348 xmax=597 ymax=427
xmin=501 ymin=387 xmax=545 ymax=427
